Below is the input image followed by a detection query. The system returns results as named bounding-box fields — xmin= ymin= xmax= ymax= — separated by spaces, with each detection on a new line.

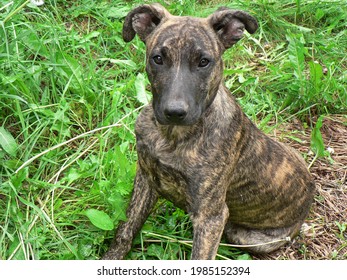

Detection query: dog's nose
xmin=164 ymin=104 xmax=188 ymax=123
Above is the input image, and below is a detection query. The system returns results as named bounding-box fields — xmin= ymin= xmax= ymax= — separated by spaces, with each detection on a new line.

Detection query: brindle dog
xmin=103 ymin=3 xmax=315 ymax=260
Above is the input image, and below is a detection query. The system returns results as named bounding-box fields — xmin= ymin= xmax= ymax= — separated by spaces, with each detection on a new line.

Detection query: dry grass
xmin=255 ymin=115 xmax=347 ymax=260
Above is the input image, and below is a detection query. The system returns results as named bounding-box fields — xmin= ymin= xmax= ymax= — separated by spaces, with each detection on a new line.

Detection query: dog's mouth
xmin=154 ymin=106 xmax=203 ymax=126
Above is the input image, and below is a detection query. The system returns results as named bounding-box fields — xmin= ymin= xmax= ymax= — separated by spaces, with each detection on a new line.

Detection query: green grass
xmin=0 ymin=0 xmax=346 ymax=260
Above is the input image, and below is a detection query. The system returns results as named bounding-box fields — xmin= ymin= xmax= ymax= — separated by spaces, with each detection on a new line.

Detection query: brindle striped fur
xmin=102 ymin=3 xmax=315 ymax=260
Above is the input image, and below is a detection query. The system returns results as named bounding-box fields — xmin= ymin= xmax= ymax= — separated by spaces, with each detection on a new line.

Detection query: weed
xmin=335 ymin=221 xmax=347 ymax=241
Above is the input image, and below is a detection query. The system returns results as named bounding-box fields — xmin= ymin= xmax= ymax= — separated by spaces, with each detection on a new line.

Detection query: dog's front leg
xmin=190 ymin=191 xmax=229 ymax=260
xmin=102 ymin=165 xmax=158 ymax=259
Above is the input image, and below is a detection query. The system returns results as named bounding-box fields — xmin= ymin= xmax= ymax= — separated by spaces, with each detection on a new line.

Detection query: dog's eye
xmin=198 ymin=58 xmax=210 ymax=68
xmin=153 ymin=55 xmax=163 ymax=65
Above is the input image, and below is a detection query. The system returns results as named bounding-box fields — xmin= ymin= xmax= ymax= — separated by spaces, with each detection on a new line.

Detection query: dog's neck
xmin=156 ymin=118 xmax=203 ymax=143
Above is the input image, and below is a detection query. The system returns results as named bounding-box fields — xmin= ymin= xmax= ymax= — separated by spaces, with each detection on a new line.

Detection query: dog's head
xmin=123 ymin=4 xmax=257 ymax=126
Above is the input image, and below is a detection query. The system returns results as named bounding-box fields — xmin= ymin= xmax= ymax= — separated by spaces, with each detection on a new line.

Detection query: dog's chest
xmin=136 ymin=125 xmax=202 ymax=210
xmin=144 ymin=141 xmax=195 ymax=210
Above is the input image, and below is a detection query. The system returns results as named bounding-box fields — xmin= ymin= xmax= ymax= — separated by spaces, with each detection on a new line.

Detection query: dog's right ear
xmin=123 ymin=4 xmax=171 ymax=43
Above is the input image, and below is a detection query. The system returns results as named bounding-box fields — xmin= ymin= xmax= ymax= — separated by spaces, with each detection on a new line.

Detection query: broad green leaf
xmin=107 ymin=192 xmax=127 ymax=221
xmin=104 ymin=6 xmax=130 ymax=19
xmin=309 ymin=61 xmax=323 ymax=93
xmin=135 ymin=73 xmax=151 ymax=105
xmin=55 ymin=53 xmax=83 ymax=92
xmin=311 ymin=116 xmax=325 ymax=157
xmin=286 ymin=32 xmax=306 ymax=81
xmin=237 ymin=253 xmax=252 ymax=260
xmin=65 ymin=168 xmax=82 ymax=185
xmin=98 ymin=58 xmax=137 ymax=69
xmin=112 ymin=59 xmax=136 ymax=69
xmin=20 ymin=30 xmax=49 ymax=58
xmin=147 ymin=244 xmax=166 ymax=259
xmin=315 ymin=9 xmax=325 ymax=21
xmin=85 ymin=209 xmax=114 ymax=231
xmin=0 ymin=127 xmax=18 ymax=157
xmin=81 ymin=31 xmax=100 ymax=43
xmin=7 ymin=237 xmax=25 ymax=260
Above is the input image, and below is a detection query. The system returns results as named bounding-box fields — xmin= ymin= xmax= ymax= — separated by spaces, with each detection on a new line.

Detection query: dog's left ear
xmin=123 ymin=3 xmax=171 ymax=43
xmin=208 ymin=7 xmax=258 ymax=49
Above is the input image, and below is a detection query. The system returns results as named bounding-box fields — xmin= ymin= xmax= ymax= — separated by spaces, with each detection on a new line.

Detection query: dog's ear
xmin=123 ymin=3 xmax=171 ymax=43
xmin=208 ymin=7 xmax=258 ymax=49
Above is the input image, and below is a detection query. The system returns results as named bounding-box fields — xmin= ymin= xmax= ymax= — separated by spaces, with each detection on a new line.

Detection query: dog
xmin=102 ymin=3 xmax=315 ymax=260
